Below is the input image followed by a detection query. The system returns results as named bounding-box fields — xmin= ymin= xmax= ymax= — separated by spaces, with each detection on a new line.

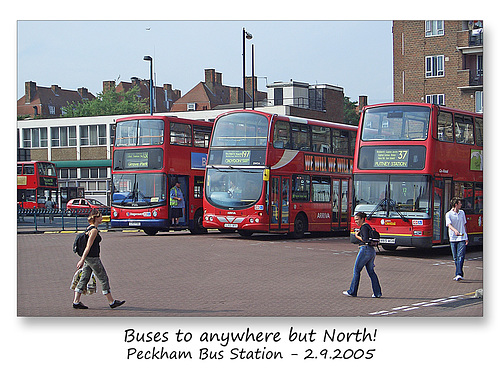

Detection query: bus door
xmin=433 ymin=178 xmax=452 ymax=243
xmin=168 ymin=175 xmax=189 ymax=226
xmin=270 ymin=176 xmax=290 ymax=232
xmin=340 ymin=179 xmax=350 ymax=229
xmin=331 ymin=180 xmax=340 ymax=229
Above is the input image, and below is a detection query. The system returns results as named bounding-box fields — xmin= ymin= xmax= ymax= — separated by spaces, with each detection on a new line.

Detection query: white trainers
xmin=453 ymin=275 xmax=463 ymax=281
xmin=343 ymin=291 xmax=355 ymax=297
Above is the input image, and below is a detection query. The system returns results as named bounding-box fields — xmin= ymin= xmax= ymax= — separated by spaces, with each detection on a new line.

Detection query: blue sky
xmin=17 ymin=20 xmax=394 ymax=105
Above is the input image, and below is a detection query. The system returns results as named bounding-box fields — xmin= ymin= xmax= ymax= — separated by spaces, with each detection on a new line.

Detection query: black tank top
xmin=86 ymin=226 xmax=101 ymax=257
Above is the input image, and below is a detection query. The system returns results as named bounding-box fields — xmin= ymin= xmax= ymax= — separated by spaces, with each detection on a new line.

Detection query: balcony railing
xmin=469 ymin=69 xmax=483 ymax=86
xmin=469 ymin=28 xmax=483 ymax=47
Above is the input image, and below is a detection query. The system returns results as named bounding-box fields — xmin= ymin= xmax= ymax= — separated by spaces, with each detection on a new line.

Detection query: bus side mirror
xmin=263 ymin=169 xmax=270 ymax=181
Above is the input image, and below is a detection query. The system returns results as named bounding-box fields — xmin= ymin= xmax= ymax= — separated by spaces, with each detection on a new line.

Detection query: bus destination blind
xmin=374 ymin=149 xmax=409 ymax=168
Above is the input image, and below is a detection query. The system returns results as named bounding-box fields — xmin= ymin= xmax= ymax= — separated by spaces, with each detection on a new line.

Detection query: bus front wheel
xmin=238 ymin=230 xmax=253 ymax=237
xmin=143 ymin=228 xmax=158 ymax=236
xmin=381 ymin=244 xmax=398 ymax=251
xmin=190 ymin=209 xmax=207 ymax=234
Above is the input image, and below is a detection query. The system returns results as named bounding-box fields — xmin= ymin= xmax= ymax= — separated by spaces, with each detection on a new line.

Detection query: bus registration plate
xmin=129 ymin=221 xmax=141 ymax=226
xmin=224 ymin=223 xmax=238 ymax=228
xmin=380 ymin=238 xmax=396 ymax=244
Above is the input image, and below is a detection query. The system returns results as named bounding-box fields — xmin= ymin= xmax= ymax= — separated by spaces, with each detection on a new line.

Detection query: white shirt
xmin=445 ymin=209 xmax=468 ymax=242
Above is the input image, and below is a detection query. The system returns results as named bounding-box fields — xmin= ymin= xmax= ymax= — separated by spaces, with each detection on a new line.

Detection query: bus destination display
xmin=125 ymin=151 xmax=149 ymax=169
xmin=374 ymin=149 xmax=409 ymax=168
xmin=222 ymin=150 xmax=251 ymax=165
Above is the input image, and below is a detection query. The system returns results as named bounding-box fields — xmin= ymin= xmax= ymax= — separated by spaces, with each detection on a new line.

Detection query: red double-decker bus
xmin=17 ymin=161 xmax=58 ymax=209
xmin=352 ymin=102 xmax=483 ymax=249
xmin=110 ymin=115 xmax=213 ymax=235
xmin=203 ymin=110 xmax=357 ymax=238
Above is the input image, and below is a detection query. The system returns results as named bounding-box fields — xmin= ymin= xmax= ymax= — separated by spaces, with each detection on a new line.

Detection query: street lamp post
xmin=143 ymin=55 xmax=153 ymax=115
xmin=242 ymin=28 xmax=252 ymax=109
xmin=251 ymin=44 xmax=255 ymax=110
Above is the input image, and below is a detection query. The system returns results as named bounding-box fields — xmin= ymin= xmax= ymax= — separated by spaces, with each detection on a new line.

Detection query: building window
xmin=425 ymin=21 xmax=444 ymax=37
xmin=274 ymin=88 xmax=283 ymax=105
xmin=48 ymin=105 xmax=56 ymax=115
xmin=426 ymin=94 xmax=445 ymax=105
xmin=51 ymin=126 xmax=77 ymax=147
xmin=187 ymin=103 xmax=196 ymax=111
xmin=80 ymin=167 xmax=108 ymax=179
xmin=309 ymin=87 xmax=325 ymax=111
xmin=80 ymin=125 xmax=106 ymax=146
xmin=475 ymin=91 xmax=483 ymax=113
xmin=59 ymin=168 xmax=77 ymax=179
xmin=23 ymin=128 xmax=48 ymax=148
xmin=425 ymin=55 xmax=444 ymax=77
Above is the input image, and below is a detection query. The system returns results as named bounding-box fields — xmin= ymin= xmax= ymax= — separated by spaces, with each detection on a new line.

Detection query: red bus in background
xmin=110 ymin=115 xmax=213 ymax=235
xmin=17 ymin=161 xmax=58 ymax=209
xmin=203 ymin=110 xmax=357 ymax=238
xmin=352 ymin=102 xmax=483 ymax=249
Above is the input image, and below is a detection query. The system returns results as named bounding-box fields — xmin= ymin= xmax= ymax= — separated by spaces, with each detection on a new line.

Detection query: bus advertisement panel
xmin=203 ymin=110 xmax=357 ymax=238
xmin=110 ymin=115 xmax=213 ymax=235
xmin=352 ymin=102 xmax=483 ymax=249
xmin=17 ymin=161 xmax=58 ymax=209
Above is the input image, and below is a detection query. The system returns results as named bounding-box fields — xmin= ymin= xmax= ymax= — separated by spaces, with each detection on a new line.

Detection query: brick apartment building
xmin=393 ymin=20 xmax=483 ymax=113
xmin=17 ymin=81 xmax=95 ymax=119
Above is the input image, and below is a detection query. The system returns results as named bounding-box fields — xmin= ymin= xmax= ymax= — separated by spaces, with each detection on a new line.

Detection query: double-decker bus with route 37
xmin=202 ymin=109 xmax=358 ymax=238
xmin=110 ymin=115 xmax=213 ymax=235
xmin=351 ymin=102 xmax=483 ymax=249
xmin=17 ymin=161 xmax=58 ymax=209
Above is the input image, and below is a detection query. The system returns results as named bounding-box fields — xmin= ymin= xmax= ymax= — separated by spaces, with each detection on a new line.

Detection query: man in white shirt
xmin=445 ymin=197 xmax=469 ymax=281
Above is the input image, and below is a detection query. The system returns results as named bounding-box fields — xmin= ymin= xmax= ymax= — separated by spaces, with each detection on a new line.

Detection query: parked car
xmin=66 ymin=198 xmax=109 ymax=216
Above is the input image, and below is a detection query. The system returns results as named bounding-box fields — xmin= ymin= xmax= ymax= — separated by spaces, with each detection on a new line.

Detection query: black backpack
xmin=73 ymin=226 xmax=95 ymax=256
xmin=368 ymin=226 xmax=381 ymax=248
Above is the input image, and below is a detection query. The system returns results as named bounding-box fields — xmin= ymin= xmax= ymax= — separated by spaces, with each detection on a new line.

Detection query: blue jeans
xmin=450 ymin=241 xmax=467 ymax=277
xmin=347 ymin=245 xmax=382 ymax=297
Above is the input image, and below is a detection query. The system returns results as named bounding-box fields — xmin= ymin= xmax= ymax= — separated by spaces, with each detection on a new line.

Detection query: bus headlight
xmin=112 ymin=210 xmax=118 ymax=218
xmin=152 ymin=210 xmax=158 ymax=217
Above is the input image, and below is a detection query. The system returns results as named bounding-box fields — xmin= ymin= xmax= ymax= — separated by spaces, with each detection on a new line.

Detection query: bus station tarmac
xmin=17 ymin=229 xmax=483 ymax=317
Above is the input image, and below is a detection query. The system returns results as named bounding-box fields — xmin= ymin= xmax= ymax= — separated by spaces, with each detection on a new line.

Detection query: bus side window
xmin=474 ymin=117 xmax=483 ymax=146
xmin=311 ymin=126 xmax=331 ymax=153
xmin=193 ymin=126 xmax=211 ymax=148
xmin=273 ymin=121 xmax=291 ymax=149
xmin=291 ymin=123 xmax=311 ymax=151
xmin=170 ymin=123 xmax=192 ymax=146
xmin=437 ymin=111 xmax=454 ymax=142
xmin=24 ymin=165 xmax=35 ymax=174
xmin=474 ymin=182 xmax=483 ymax=214
xmin=455 ymin=115 xmax=474 ymax=145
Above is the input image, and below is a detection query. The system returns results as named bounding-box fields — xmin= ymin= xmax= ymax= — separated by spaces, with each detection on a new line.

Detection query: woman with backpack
xmin=72 ymin=208 xmax=125 ymax=309
xmin=343 ymin=211 xmax=382 ymax=298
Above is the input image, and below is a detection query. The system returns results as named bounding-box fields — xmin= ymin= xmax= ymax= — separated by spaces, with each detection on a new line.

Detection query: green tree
xmin=62 ymin=85 xmax=149 ymax=117
xmin=343 ymin=96 xmax=360 ymax=125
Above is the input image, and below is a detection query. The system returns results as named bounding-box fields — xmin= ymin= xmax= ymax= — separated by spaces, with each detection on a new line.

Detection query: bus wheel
xmin=381 ymin=244 xmax=398 ymax=251
xmin=291 ymin=213 xmax=307 ymax=239
xmin=143 ymin=228 xmax=158 ymax=236
xmin=238 ymin=230 xmax=253 ymax=237
xmin=190 ymin=209 xmax=207 ymax=234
